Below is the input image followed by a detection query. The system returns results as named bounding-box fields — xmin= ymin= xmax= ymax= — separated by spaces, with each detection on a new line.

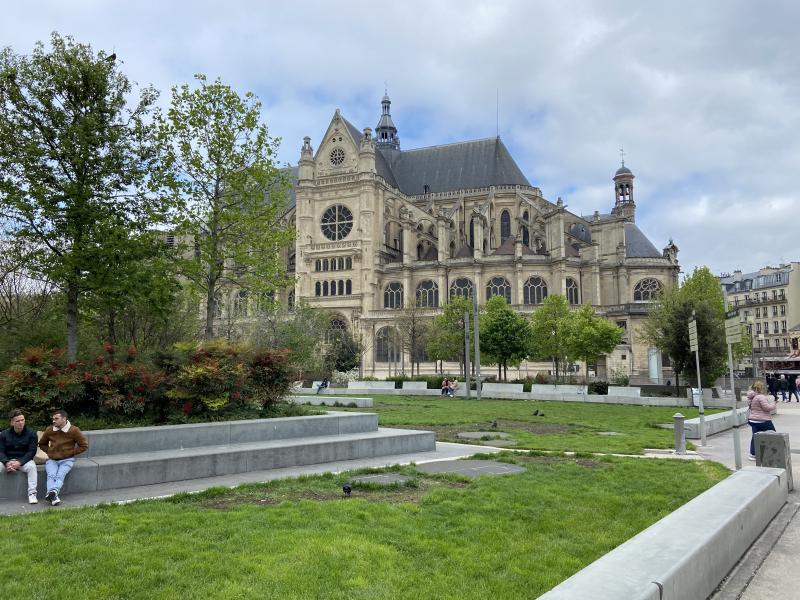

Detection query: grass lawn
xmin=337 ymin=395 xmax=718 ymax=454
xmin=1 ymin=453 xmax=728 ymax=599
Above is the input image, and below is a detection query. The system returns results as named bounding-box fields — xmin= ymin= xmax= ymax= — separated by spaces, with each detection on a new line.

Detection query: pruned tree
xmin=157 ymin=74 xmax=296 ymax=339
xmin=396 ymin=302 xmax=429 ymax=377
xmin=480 ymin=295 xmax=529 ymax=381
xmin=426 ymin=296 xmax=473 ymax=376
xmin=0 ymin=33 xmax=170 ymax=360
xmin=528 ymin=295 xmax=572 ymax=381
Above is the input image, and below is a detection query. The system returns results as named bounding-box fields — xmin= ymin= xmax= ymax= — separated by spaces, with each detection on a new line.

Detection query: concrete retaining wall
xmin=347 ymin=381 xmax=396 ymax=390
xmin=482 ymin=383 xmax=524 ymax=394
xmin=401 ymin=381 xmax=429 ymax=390
xmin=540 ymin=467 xmax=788 ymax=599
xmin=684 ymin=407 xmax=748 ymax=439
xmin=82 ymin=413 xmax=378 ymax=458
xmin=608 ymin=386 xmax=641 ymax=397
xmin=291 ymin=395 xmax=373 ymax=408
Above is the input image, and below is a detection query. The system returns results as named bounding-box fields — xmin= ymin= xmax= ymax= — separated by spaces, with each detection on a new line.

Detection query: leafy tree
xmin=528 ymin=295 xmax=573 ymax=381
xmin=245 ymin=301 xmax=329 ymax=378
xmin=426 ymin=296 xmax=473 ymax=376
xmin=157 ymin=74 xmax=296 ymax=339
xmin=480 ymin=296 xmax=530 ymax=381
xmin=565 ymin=304 xmax=624 ymax=370
xmin=324 ymin=330 xmax=362 ymax=374
xmin=396 ymin=303 xmax=429 ymax=377
xmin=641 ymin=267 xmax=728 ymax=389
xmin=0 ymin=33 xmax=169 ymax=360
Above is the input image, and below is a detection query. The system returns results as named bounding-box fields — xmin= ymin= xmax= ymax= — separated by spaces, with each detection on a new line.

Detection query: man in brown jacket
xmin=38 ymin=409 xmax=88 ymax=506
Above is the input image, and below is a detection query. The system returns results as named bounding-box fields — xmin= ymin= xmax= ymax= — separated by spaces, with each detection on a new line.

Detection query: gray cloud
xmin=3 ymin=0 xmax=798 ymax=275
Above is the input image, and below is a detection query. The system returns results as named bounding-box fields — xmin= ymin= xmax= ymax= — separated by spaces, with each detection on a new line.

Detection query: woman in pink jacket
xmin=747 ymin=381 xmax=777 ymax=460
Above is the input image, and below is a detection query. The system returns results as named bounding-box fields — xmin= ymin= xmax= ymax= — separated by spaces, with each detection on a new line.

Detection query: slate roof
xmin=624 ymin=223 xmax=662 ymax=258
xmin=377 ymin=137 xmax=531 ymax=195
xmin=568 ymin=222 xmax=592 ymax=243
xmin=491 ymin=236 xmax=535 ymax=256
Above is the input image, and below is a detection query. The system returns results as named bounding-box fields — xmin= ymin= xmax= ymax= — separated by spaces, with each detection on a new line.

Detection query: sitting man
xmin=38 ymin=409 xmax=88 ymax=506
xmin=316 ymin=377 xmax=329 ymax=394
xmin=0 ymin=409 xmax=39 ymax=504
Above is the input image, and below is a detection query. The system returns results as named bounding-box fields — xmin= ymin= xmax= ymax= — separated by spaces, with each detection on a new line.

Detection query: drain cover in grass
xmin=481 ymin=439 xmax=517 ymax=447
xmin=597 ymin=431 xmax=624 ymax=436
xmin=350 ymin=474 xmax=411 ymax=486
xmin=457 ymin=431 xmax=511 ymax=439
xmin=416 ymin=460 xmax=526 ymax=477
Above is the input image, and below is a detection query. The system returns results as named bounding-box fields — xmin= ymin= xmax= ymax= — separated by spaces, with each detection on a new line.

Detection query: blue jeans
xmin=748 ymin=421 xmax=776 ymax=456
xmin=45 ymin=458 xmax=75 ymax=494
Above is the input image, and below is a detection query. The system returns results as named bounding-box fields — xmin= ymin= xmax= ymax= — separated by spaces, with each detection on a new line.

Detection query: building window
xmin=566 ymin=277 xmax=580 ymax=305
xmin=486 ymin=276 xmax=512 ymax=303
xmin=315 ymin=282 xmax=321 ymax=296
xmin=322 ymin=281 xmax=329 ymax=296
xmin=375 ymin=327 xmax=401 ymax=362
xmin=346 ymin=280 xmax=352 ymax=294
xmin=756 ymin=323 xmax=761 ymax=333
xmin=320 ymin=205 xmax=353 ymax=241
xmin=288 ymin=290 xmax=295 ymax=312
xmin=450 ymin=277 xmax=474 ymax=300
xmin=416 ymin=280 xmax=439 ymax=308
xmin=330 ymin=280 xmax=337 ymax=296
xmin=633 ymin=278 xmax=663 ymax=302
xmin=780 ymin=289 xmax=785 ymax=299
xmin=756 ymin=307 xmax=761 ymax=318
xmin=322 ymin=259 xmax=329 ymax=272
xmin=773 ymin=305 xmax=778 ymax=316
xmin=233 ymin=291 xmax=248 ymax=317
xmin=326 ymin=318 xmax=347 ymax=344
xmin=773 ymin=290 xmax=778 ymax=300
xmin=315 ymin=259 xmax=321 ymax=272
xmin=781 ymin=305 xmax=786 ymax=316
xmin=523 ymin=276 xmax=548 ymax=305
xmin=384 ymin=282 xmax=403 ymax=309
xmin=744 ymin=310 xmax=750 ymax=318
xmin=782 ymin=320 xmax=787 ymax=333
xmin=762 ymin=292 xmax=767 ymax=301
xmin=774 ymin=322 xmax=779 ymax=334
xmin=500 ymin=210 xmax=511 ymax=243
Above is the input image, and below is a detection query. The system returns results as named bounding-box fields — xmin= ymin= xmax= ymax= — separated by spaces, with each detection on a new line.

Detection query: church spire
xmin=611 ymin=148 xmax=635 ymax=221
xmin=375 ymin=92 xmax=400 ymax=150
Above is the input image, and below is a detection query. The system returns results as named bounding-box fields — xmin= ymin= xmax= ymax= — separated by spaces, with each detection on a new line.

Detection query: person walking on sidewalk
xmin=746 ymin=381 xmax=777 ymax=461
xmin=38 ymin=409 xmax=88 ymax=506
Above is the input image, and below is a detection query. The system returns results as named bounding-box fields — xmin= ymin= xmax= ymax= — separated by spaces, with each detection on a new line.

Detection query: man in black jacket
xmin=0 ymin=409 xmax=39 ymax=504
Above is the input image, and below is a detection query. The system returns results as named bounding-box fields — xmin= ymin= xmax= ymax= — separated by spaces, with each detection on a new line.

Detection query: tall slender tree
xmin=157 ymin=75 xmax=296 ymax=339
xmin=0 ymin=33 xmax=169 ymax=360
xmin=480 ymin=296 xmax=530 ymax=381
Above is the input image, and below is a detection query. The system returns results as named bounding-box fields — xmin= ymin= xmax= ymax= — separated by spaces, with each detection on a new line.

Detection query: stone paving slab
xmin=415 ymin=459 xmax=526 ymax=477
xmin=456 ymin=431 xmax=511 ymax=439
xmin=350 ymin=474 xmax=411 ymax=486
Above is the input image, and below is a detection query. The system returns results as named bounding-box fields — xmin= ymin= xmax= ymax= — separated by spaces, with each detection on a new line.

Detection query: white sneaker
xmin=51 ymin=493 xmax=61 ymax=506
xmin=748 ymin=454 xmax=756 ymax=461
xmin=28 ymin=494 xmax=38 ymax=504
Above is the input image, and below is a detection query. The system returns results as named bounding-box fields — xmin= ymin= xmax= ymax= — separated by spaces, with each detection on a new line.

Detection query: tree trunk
xmin=66 ymin=283 xmax=79 ymax=362
xmin=503 ymin=362 xmax=507 ymax=382
xmin=205 ymin=287 xmax=215 ymax=340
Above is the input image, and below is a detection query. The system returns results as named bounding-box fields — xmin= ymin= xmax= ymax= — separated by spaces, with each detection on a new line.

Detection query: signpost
xmin=723 ymin=296 xmax=743 ymax=469
xmin=688 ymin=315 xmax=706 ymax=446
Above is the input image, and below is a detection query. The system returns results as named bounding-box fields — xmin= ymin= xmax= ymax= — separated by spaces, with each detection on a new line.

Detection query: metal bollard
xmin=673 ymin=413 xmax=686 ymax=455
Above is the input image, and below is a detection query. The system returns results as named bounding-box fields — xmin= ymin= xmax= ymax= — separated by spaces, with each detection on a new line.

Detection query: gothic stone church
xmin=285 ymin=95 xmax=680 ymax=381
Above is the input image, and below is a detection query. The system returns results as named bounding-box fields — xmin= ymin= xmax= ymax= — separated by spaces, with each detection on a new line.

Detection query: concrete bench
xmin=530 ymin=384 xmax=588 ymax=396
xmin=481 ymin=382 xmax=525 ymax=394
xmin=347 ymin=381 xmax=397 ymax=390
xmin=540 ymin=466 xmax=788 ymax=599
xmin=0 ymin=413 xmax=433 ymax=500
xmin=291 ymin=395 xmax=373 ymax=408
xmin=684 ymin=407 xmax=749 ymax=439
xmin=608 ymin=386 xmax=641 ymax=397
xmin=401 ymin=381 xmax=429 ymax=390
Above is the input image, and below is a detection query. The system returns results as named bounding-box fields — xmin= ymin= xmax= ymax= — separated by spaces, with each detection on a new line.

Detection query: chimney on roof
xmin=733 ymin=269 xmax=742 ymax=283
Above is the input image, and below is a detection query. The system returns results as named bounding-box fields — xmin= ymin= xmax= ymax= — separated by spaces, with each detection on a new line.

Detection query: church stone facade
xmin=284 ymin=96 xmax=680 ymax=381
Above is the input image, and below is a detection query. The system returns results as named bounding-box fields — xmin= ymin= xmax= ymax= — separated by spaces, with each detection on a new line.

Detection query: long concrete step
xmin=1 ymin=427 xmax=435 ymax=499
xmin=82 ymin=412 xmax=378 ymax=458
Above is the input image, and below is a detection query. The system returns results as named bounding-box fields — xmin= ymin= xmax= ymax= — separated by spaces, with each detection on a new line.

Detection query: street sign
xmin=688 ymin=319 xmax=699 ymax=352
xmin=725 ymin=317 xmax=742 ymax=344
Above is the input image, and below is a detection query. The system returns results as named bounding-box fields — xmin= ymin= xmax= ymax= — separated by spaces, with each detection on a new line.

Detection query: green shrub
xmin=588 ymin=381 xmax=609 ymax=395
xmin=609 ymin=368 xmax=630 ymax=387
xmin=533 ymin=372 xmax=550 ymax=384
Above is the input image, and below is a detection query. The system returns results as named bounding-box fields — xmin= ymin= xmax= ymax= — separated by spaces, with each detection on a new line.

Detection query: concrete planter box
xmin=608 ymin=386 xmax=641 ymax=397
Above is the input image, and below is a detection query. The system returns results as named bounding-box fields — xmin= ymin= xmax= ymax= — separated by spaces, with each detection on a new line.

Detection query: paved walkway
xmin=699 ymin=401 xmax=800 ymax=599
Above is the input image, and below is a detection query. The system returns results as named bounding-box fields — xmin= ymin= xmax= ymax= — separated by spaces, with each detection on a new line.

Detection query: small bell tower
xmin=375 ymin=92 xmax=400 ymax=150
xmin=611 ymin=147 xmax=635 ymax=221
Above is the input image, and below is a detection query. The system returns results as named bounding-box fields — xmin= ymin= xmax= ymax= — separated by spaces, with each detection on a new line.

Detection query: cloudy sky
xmin=3 ymin=1 xmax=798 ymax=277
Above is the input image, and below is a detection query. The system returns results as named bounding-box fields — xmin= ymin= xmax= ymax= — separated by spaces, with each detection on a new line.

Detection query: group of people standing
xmin=0 ymin=408 xmax=88 ymax=506
xmin=765 ymin=373 xmax=800 ymax=402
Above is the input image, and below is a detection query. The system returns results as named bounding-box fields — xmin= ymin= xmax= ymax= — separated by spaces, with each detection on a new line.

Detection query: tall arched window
xmin=315 ymin=282 xmax=321 ymax=296
xmin=330 ymin=280 xmax=337 ymax=296
xmin=345 ymin=257 xmax=352 ymax=269
xmin=384 ymin=282 xmax=403 ymax=309
xmin=633 ymin=278 xmax=663 ymax=302
xmin=469 ymin=218 xmax=475 ymax=248
xmin=322 ymin=281 xmax=329 ymax=296
xmin=449 ymin=277 xmax=474 ymax=300
xmin=376 ymin=327 xmax=401 ymax=362
xmin=566 ymin=278 xmax=580 ymax=305
xmin=234 ymin=290 xmax=248 ymax=317
xmin=326 ymin=318 xmax=347 ymax=343
xmin=522 ymin=211 xmax=530 ymax=247
xmin=500 ymin=210 xmax=511 ymax=243
xmin=338 ymin=257 xmax=344 ymax=270
xmin=322 ymin=259 xmax=329 ymax=272
xmin=416 ymin=280 xmax=439 ymax=308
xmin=523 ymin=276 xmax=548 ymax=305
xmin=315 ymin=259 xmax=321 ymax=272
xmin=346 ymin=280 xmax=352 ymax=294
xmin=486 ymin=276 xmax=512 ymax=303
xmin=330 ymin=259 xmax=337 ymax=272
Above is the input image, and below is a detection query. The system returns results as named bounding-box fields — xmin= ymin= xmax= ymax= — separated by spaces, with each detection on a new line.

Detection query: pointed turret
xmin=611 ymin=152 xmax=635 ymax=221
xmin=375 ymin=93 xmax=400 ymax=150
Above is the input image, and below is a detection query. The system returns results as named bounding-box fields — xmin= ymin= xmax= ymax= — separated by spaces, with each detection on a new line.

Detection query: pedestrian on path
xmin=746 ymin=381 xmax=777 ymax=461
